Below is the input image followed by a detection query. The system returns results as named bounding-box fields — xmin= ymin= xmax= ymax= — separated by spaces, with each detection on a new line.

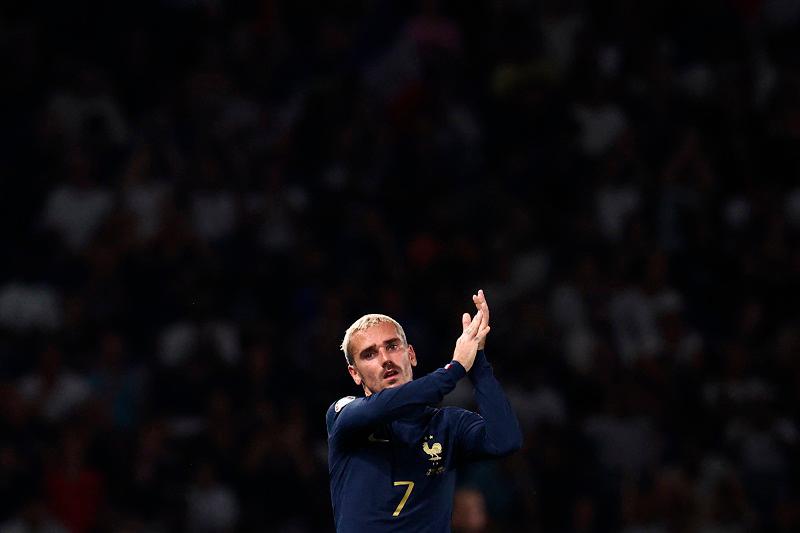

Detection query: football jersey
xmin=326 ymin=351 xmax=522 ymax=533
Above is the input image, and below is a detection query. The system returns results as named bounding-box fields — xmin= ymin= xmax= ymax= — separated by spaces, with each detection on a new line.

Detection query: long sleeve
xmin=327 ymin=362 xmax=466 ymax=439
xmin=457 ymin=350 xmax=523 ymax=458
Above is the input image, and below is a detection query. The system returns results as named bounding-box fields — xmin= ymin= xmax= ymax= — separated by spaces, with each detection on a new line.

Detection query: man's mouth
xmin=383 ymin=369 xmax=399 ymax=380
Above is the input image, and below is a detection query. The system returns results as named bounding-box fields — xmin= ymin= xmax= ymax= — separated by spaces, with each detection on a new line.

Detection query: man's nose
xmin=379 ymin=347 xmax=394 ymax=363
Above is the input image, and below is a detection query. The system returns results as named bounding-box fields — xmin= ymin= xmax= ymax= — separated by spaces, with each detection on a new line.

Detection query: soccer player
xmin=326 ymin=290 xmax=522 ymax=532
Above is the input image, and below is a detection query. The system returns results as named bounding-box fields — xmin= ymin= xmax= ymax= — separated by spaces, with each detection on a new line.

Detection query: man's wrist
xmin=445 ymin=360 xmax=467 ymax=376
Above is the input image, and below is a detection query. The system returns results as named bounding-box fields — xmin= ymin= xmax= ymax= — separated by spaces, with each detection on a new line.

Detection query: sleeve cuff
xmin=444 ymin=360 xmax=467 ymax=379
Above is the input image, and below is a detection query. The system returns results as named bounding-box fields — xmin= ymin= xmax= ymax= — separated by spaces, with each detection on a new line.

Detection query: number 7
xmin=392 ymin=481 xmax=415 ymax=516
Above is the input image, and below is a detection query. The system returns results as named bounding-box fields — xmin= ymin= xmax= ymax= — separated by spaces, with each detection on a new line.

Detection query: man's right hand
xmin=452 ymin=309 xmax=490 ymax=372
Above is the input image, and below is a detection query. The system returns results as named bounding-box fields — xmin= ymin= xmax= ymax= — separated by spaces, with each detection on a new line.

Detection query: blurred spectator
xmin=39 ymin=153 xmax=114 ymax=253
xmin=452 ymin=487 xmax=490 ymax=533
xmin=43 ymin=428 xmax=104 ymax=533
xmin=87 ymin=332 xmax=145 ymax=430
xmin=0 ymin=498 xmax=68 ymax=533
xmin=189 ymin=158 xmax=239 ymax=245
xmin=46 ymin=67 xmax=128 ymax=146
xmin=695 ymin=459 xmax=754 ymax=533
xmin=128 ymin=420 xmax=181 ymax=528
xmin=16 ymin=345 xmax=91 ymax=423
xmin=0 ymin=283 xmax=61 ymax=333
xmin=185 ymin=462 xmax=239 ymax=533
xmin=119 ymin=144 xmax=173 ymax=244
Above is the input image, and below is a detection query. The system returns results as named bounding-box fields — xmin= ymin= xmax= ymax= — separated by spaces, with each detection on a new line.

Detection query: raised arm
xmin=328 ymin=362 xmax=465 ymax=438
xmin=458 ymin=290 xmax=523 ymax=458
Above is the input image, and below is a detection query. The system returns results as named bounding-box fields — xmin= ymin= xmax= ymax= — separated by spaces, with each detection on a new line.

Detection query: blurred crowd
xmin=1 ymin=0 xmax=800 ymax=532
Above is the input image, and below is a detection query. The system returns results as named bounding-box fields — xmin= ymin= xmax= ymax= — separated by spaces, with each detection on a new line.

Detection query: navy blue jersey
xmin=326 ymin=351 xmax=522 ymax=533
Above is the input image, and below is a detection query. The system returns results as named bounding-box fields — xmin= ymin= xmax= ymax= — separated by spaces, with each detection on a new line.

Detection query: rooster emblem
xmin=422 ymin=440 xmax=442 ymax=461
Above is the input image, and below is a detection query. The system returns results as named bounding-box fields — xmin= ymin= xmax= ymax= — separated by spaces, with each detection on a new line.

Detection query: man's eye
xmin=388 ymin=343 xmax=398 ymax=351
xmin=364 ymin=352 xmax=375 ymax=359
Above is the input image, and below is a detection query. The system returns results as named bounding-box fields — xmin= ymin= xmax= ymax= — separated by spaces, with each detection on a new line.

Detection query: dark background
xmin=1 ymin=0 xmax=800 ymax=531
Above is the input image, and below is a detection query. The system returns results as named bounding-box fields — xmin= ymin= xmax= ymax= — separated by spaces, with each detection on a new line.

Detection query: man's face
xmin=348 ymin=322 xmax=417 ymax=396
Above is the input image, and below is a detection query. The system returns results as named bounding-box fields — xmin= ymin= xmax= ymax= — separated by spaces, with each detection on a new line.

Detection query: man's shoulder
xmin=333 ymin=395 xmax=357 ymax=411
xmin=326 ymin=396 xmax=358 ymax=432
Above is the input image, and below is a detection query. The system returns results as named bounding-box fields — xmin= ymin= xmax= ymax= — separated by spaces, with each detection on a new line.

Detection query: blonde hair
xmin=340 ymin=314 xmax=408 ymax=365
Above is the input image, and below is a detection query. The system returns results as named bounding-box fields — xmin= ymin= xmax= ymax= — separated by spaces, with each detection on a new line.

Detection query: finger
xmin=467 ymin=311 xmax=482 ymax=336
xmin=462 ymin=313 xmax=471 ymax=331
xmin=470 ymin=310 xmax=482 ymax=327
xmin=477 ymin=289 xmax=490 ymax=328
xmin=475 ymin=326 xmax=491 ymax=345
xmin=472 ymin=291 xmax=482 ymax=311
xmin=473 ymin=296 xmax=485 ymax=322
xmin=476 ymin=290 xmax=486 ymax=306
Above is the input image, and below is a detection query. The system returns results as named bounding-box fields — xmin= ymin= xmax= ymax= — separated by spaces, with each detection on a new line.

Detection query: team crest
xmin=423 ymin=435 xmax=445 ymax=476
xmin=422 ymin=435 xmax=442 ymax=461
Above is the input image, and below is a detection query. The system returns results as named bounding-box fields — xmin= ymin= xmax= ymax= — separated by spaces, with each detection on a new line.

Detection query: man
xmin=326 ymin=290 xmax=522 ymax=532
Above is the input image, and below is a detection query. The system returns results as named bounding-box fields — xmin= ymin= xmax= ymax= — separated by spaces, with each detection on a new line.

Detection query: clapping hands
xmin=452 ymin=290 xmax=491 ymax=372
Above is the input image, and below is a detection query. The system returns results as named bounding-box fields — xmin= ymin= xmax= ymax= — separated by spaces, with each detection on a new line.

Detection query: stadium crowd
xmin=1 ymin=0 xmax=800 ymax=531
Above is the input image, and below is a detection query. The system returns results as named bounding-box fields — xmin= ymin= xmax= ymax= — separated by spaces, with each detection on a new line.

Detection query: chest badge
xmin=423 ymin=435 xmax=445 ymax=476
xmin=422 ymin=436 xmax=443 ymax=461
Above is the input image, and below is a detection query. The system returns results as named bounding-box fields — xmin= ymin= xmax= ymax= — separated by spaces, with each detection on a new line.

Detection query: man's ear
xmin=348 ymin=364 xmax=362 ymax=385
xmin=408 ymin=344 xmax=417 ymax=367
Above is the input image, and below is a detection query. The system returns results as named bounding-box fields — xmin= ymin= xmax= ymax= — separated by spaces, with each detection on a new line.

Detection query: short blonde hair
xmin=340 ymin=314 xmax=408 ymax=365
